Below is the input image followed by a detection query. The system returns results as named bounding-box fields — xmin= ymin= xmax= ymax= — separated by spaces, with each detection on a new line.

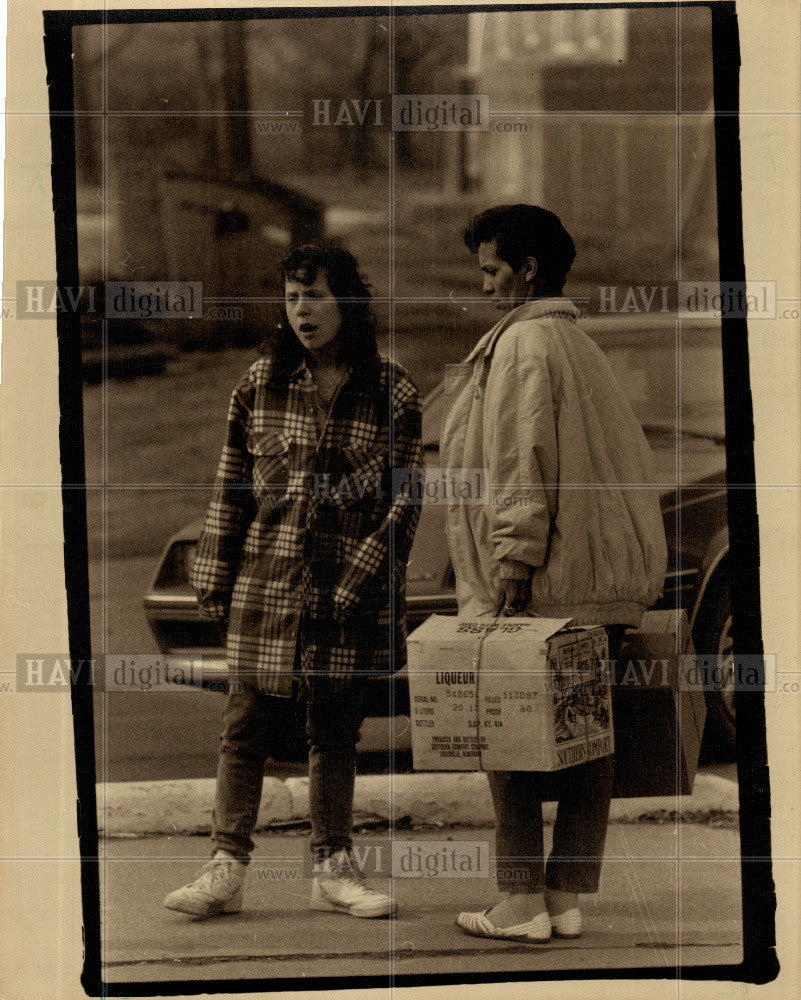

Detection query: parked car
xmin=143 ymin=315 xmax=735 ymax=749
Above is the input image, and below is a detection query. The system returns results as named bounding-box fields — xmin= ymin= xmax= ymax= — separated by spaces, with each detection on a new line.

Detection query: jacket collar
xmin=289 ymin=358 xmax=317 ymax=384
xmin=465 ymin=298 xmax=581 ymax=363
xmin=288 ymin=352 xmax=381 ymax=391
xmin=290 ymin=359 xmax=311 ymax=382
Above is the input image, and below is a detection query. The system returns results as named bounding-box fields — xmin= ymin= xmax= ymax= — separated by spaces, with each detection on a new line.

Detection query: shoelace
xmin=333 ymin=872 xmax=388 ymax=901
xmin=196 ymin=857 xmax=234 ymax=890
xmin=340 ymin=873 xmax=371 ymax=894
xmin=318 ymin=863 xmax=377 ymax=892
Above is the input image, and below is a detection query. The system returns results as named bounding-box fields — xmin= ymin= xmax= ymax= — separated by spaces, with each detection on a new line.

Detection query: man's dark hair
xmin=261 ymin=241 xmax=378 ymax=380
xmin=464 ymin=204 xmax=576 ymax=295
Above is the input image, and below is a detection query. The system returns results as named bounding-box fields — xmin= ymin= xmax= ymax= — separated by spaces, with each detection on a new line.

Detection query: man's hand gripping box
xmin=407 ymin=616 xmax=613 ymax=771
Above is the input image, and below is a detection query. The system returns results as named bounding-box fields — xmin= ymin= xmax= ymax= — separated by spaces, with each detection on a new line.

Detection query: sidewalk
xmin=100 ymin=824 xmax=743 ymax=984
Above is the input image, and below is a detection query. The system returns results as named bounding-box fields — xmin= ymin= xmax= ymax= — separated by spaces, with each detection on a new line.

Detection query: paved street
xmin=100 ymin=824 xmax=742 ymax=984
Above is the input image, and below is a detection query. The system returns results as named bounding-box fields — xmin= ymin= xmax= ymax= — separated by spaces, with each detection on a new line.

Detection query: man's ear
xmin=523 ymin=256 xmax=538 ymax=283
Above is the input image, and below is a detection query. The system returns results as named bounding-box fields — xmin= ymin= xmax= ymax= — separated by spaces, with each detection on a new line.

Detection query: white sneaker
xmin=310 ymin=850 xmax=397 ymax=919
xmin=163 ymin=850 xmax=246 ymax=918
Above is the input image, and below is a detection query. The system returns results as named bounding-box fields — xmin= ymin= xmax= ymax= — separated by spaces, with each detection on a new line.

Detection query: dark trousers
xmin=488 ymin=625 xmax=624 ymax=895
xmin=211 ymin=676 xmax=367 ymax=864
xmin=487 ymin=755 xmax=613 ymax=893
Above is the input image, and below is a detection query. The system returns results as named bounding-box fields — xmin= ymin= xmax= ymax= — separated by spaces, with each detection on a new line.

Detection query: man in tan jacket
xmin=443 ymin=204 xmax=667 ymax=942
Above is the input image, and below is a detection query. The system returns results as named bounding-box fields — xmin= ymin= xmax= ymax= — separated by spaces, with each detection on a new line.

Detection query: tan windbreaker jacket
xmin=441 ymin=299 xmax=668 ymax=626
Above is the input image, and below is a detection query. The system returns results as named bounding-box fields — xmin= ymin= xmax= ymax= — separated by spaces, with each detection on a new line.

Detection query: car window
xmin=602 ymin=327 xmax=725 ymax=437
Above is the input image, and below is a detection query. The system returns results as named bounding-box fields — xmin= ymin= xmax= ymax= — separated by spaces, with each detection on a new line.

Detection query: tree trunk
xmin=220 ymin=21 xmax=253 ymax=179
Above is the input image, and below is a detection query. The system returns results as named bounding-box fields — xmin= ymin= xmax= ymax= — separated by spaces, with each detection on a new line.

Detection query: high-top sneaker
xmin=163 ymin=850 xmax=246 ymax=918
xmin=310 ymin=849 xmax=397 ymax=919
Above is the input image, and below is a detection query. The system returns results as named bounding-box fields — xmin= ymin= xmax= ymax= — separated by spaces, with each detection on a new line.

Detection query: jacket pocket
xmin=248 ymin=431 xmax=292 ymax=508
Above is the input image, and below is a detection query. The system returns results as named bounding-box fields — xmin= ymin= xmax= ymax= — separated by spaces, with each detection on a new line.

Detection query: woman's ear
xmin=523 ymin=256 xmax=538 ymax=283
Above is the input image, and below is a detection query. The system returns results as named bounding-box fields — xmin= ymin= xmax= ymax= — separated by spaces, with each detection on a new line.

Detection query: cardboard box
xmin=611 ymin=609 xmax=707 ymax=797
xmin=407 ymin=616 xmax=613 ymax=772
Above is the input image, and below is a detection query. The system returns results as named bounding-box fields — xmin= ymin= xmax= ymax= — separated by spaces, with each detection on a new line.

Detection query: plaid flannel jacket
xmin=189 ymin=353 xmax=424 ymax=696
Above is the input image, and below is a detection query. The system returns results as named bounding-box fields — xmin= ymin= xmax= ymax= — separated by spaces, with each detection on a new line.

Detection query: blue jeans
xmin=211 ymin=676 xmax=367 ymax=864
xmin=487 ymin=625 xmax=624 ymax=895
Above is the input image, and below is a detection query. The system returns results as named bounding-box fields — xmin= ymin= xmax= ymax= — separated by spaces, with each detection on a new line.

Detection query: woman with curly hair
xmin=164 ymin=243 xmax=423 ymax=920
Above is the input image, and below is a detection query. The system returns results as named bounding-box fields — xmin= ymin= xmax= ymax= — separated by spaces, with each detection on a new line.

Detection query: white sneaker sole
xmin=310 ymin=884 xmax=397 ymax=919
xmin=309 ymin=898 xmax=397 ymax=919
xmin=163 ymin=887 xmax=243 ymax=918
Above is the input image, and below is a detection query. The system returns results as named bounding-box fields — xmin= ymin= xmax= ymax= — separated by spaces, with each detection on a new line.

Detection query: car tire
xmin=693 ymin=571 xmax=736 ymax=753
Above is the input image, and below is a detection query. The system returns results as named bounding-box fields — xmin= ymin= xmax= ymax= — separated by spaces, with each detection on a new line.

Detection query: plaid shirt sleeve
xmin=188 ymin=376 xmax=256 ymax=619
xmin=330 ymin=379 xmax=424 ymax=621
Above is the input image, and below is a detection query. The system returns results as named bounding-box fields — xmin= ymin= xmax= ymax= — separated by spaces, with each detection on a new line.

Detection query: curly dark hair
xmin=464 ymin=204 xmax=576 ymax=296
xmin=261 ymin=242 xmax=379 ymax=381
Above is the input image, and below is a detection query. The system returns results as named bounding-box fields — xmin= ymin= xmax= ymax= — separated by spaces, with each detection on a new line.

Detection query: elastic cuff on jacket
xmin=498 ymin=559 xmax=533 ymax=581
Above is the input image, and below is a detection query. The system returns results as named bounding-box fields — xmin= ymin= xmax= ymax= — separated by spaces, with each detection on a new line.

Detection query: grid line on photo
xmin=388 ymin=5 xmax=399 ymax=980
xmin=0 ymin=853 xmax=758 ymax=862
xmin=674 ymin=3 xmax=684 ymax=984
xmin=6 ymin=108 xmax=799 ymax=116
xmin=100 ymin=9 xmax=111 ymax=980
xmin=7 ymin=480 xmax=801 ymax=488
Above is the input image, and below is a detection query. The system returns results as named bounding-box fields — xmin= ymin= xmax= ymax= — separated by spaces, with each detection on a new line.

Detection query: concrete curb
xmin=96 ymin=772 xmax=739 ymax=836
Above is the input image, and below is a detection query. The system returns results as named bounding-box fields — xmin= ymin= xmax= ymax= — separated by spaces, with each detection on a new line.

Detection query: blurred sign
xmin=468 ymin=9 xmax=628 ymax=71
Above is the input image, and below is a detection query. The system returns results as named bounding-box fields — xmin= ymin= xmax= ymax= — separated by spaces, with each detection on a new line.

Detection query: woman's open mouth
xmin=299 ymin=323 xmax=317 ymax=334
